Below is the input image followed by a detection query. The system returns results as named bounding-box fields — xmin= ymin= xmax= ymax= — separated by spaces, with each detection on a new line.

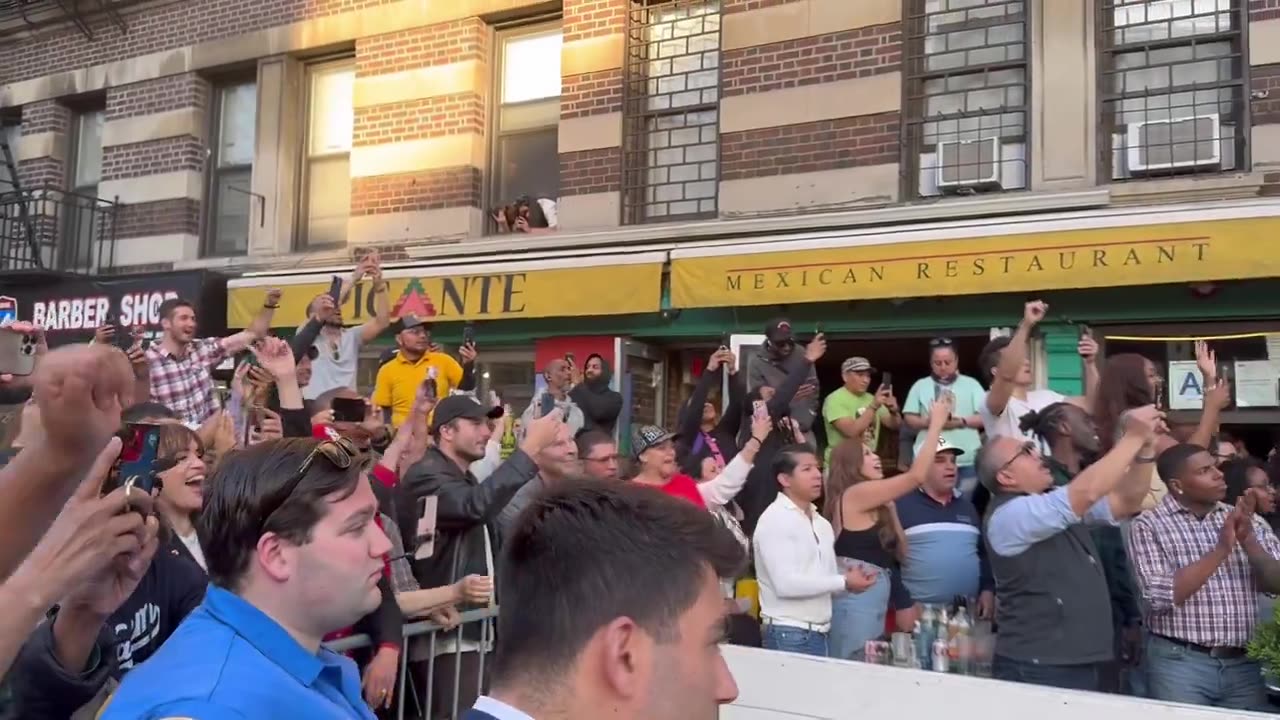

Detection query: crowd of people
xmin=0 ymin=248 xmax=1278 ymax=719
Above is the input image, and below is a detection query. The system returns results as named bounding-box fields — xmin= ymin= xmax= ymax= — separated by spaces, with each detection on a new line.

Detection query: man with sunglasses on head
xmin=977 ymin=404 xmax=1161 ymax=692
xmin=903 ymin=337 xmax=987 ymax=497
xmin=100 ymin=436 xmax=392 ymax=720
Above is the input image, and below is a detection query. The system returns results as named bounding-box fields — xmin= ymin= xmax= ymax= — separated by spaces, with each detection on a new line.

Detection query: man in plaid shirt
xmin=146 ymin=290 xmax=280 ymax=427
xmin=1129 ymin=442 xmax=1280 ymax=711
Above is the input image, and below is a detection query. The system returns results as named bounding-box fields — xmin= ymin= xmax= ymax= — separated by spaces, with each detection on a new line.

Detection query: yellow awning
xmin=670 ymin=205 xmax=1280 ymax=309
xmin=228 ymin=252 xmax=665 ymax=328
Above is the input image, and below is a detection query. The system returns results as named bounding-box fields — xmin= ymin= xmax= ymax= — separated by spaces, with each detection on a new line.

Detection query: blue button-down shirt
xmin=100 ymin=585 xmax=375 ymax=720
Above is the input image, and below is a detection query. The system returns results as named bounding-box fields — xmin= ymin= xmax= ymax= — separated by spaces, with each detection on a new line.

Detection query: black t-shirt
xmin=107 ymin=535 xmax=207 ymax=675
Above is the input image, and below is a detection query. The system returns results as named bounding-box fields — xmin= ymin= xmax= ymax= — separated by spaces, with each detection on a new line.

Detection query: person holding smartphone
xmin=519 ymin=357 xmax=585 ymax=439
xmin=291 ymin=253 xmax=393 ymax=400
xmin=372 ymin=314 xmax=477 ymax=431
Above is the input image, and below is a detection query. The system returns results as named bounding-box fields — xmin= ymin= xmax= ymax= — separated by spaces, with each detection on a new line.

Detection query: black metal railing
xmin=0 ymin=184 xmax=118 ymax=275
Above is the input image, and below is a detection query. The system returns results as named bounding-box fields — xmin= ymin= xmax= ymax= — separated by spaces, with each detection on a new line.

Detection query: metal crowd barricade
xmin=325 ymin=606 xmax=498 ymax=720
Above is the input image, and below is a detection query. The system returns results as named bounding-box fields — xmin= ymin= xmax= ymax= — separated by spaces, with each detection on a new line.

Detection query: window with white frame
xmin=302 ymin=60 xmax=354 ymax=248
xmin=491 ymin=25 xmax=562 ymax=221
xmin=64 ymin=109 xmax=103 ymax=269
xmin=1099 ymin=0 xmax=1246 ymax=181
xmin=904 ymin=0 xmax=1029 ymax=198
xmin=206 ymin=81 xmax=256 ymax=256
xmin=621 ymin=0 xmax=721 ymax=224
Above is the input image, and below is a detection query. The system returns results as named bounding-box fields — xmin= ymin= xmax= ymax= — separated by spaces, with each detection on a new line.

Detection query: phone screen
xmin=539 ymin=392 xmax=557 ymax=418
xmin=108 ymin=423 xmax=162 ymax=495
xmin=331 ymin=397 xmax=367 ymax=423
xmin=462 ymin=322 xmax=476 ymax=347
xmin=880 ymin=371 xmax=893 ymax=389
xmin=719 ymin=332 xmax=730 ymax=349
xmin=752 ymin=399 xmax=768 ymax=421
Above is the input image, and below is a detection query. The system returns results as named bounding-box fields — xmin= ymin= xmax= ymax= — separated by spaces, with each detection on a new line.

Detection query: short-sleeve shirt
xmin=822 ymin=387 xmax=888 ymax=464
xmin=903 ymin=374 xmax=985 ymax=467
xmin=372 ymin=351 xmax=463 ymax=428
xmin=146 ymin=338 xmax=227 ymax=427
xmin=980 ymin=389 xmax=1066 ymax=450
xmin=304 ymin=327 xmax=363 ymax=400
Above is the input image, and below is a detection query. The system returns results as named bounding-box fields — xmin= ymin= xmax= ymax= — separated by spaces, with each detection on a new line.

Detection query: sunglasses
xmin=999 ymin=441 xmax=1037 ymax=473
xmin=258 ymin=436 xmax=361 ymax=533
xmin=930 ymin=337 xmax=954 ymax=348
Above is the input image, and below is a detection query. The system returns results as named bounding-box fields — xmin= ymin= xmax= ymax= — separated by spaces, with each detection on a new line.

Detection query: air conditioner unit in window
xmin=1126 ymin=115 xmax=1222 ymax=173
xmin=936 ymin=137 xmax=1003 ymax=191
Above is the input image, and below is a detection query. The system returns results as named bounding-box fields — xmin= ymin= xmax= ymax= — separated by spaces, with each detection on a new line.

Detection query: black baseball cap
xmin=631 ymin=424 xmax=678 ymax=458
xmin=430 ymin=394 xmax=504 ymax=432
xmin=391 ymin=314 xmax=431 ymax=334
xmin=765 ymin=319 xmax=794 ymax=344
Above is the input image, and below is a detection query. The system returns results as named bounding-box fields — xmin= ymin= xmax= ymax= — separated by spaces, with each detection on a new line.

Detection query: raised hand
xmin=249 ymin=336 xmax=296 ymax=380
xmin=1121 ymin=404 xmax=1165 ymax=440
xmin=1023 ymin=300 xmax=1048 ymax=326
xmin=1195 ymin=340 xmax=1217 ymax=381
xmin=33 ymin=344 xmax=135 ymax=458
xmin=1077 ymin=332 xmax=1099 ymax=359
xmin=804 ymin=333 xmax=827 ymax=363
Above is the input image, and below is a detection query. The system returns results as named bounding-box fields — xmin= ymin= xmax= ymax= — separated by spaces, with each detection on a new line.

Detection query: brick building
xmin=4 ymin=0 xmax=1280 ymax=439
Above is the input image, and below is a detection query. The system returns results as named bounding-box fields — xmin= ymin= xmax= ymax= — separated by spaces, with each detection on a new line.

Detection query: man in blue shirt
xmin=101 ymin=437 xmax=392 ymax=719
xmin=895 ymin=436 xmax=994 ymax=618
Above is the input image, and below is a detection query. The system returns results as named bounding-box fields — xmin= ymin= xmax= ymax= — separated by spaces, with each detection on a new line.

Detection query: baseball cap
xmin=391 ymin=314 xmax=431 ymax=334
xmin=841 ymin=357 xmax=873 ymax=373
xmin=933 ymin=435 xmax=964 ymax=456
xmin=764 ymin=319 xmax=794 ymax=344
xmin=631 ymin=424 xmax=678 ymax=458
xmin=430 ymin=394 xmax=504 ymax=432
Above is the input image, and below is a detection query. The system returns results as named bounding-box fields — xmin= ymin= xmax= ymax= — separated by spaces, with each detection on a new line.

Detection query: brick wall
xmin=1253 ymin=64 xmax=1280 ymax=125
xmin=723 ymin=0 xmax=799 ymax=13
xmin=104 ymin=73 xmax=209 ymax=120
xmin=351 ymin=19 xmax=489 ymax=216
xmin=1252 ymin=0 xmax=1280 ymax=21
xmin=114 ymin=198 xmax=201 ymax=239
xmin=101 ymin=137 xmax=204 ymax=182
xmin=560 ymin=0 xmax=626 ymax=200
xmin=17 ymin=100 xmax=70 ymax=189
xmin=722 ymin=24 xmax=902 ymax=98
xmin=721 ymin=112 xmax=901 ymax=180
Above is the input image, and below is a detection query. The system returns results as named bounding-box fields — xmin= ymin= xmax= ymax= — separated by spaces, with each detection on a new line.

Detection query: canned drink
xmin=863 ymin=640 xmax=880 ymax=664
xmin=874 ymin=641 xmax=892 ymax=665
xmin=931 ymin=639 xmax=950 ymax=673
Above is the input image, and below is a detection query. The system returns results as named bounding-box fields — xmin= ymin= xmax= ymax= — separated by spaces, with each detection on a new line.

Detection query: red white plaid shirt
xmin=1128 ymin=494 xmax=1280 ymax=647
xmin=145 ymin=337 xmax=227 ymax=426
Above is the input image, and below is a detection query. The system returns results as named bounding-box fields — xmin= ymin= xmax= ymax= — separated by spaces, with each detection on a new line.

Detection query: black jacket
xmin=736 ymin=352 xmax=816 ymax=535
xmin=398 ymin=446 xmax=539 ymax=593
xmin=568 ymin=356 xmax=623 ymax=435
xmin=676 ymin=364 xmax=744 ymax=467
xmin=3 ymin=609 xmax=117 ymax=720
xmin=0 ymin=384 xmax=30 ymax=405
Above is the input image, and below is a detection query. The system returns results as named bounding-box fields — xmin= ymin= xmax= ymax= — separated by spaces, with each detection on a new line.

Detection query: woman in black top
xmin=823 ymin=397 xmax=948 ymax=661
xmin=675 ymin=348 xmax=744 ymax=469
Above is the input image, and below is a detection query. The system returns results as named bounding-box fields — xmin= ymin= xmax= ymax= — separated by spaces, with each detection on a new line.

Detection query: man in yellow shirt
xmin=373 ymin=314 xmax=477 ymax=429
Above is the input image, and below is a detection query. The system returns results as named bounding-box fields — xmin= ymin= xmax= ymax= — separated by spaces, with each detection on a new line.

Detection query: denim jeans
xmin=993 ymin=656 xmax=1103 ymax=692
xmin=1145 ymin=635 xmax=1267 ymax=711
xmin=762 ymin=623 xmax=829 ymax=658
xmin=829 ymin=560 xmax=891 ymax=661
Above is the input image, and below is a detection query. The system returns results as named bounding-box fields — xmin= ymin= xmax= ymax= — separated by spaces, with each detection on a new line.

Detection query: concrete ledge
xmin=354 ymin=60 xmax=486 ymax=108
xmin=558 ymin=112 xmax=622 ymax=153
xmin=718 ymin=164 xmax=900 ymax=215
xmin=720 ymin=73 xmax=901 ymax=133
xmin=350 ymin=134 xmax=484 ymax=178
xmin=1253 ymin=19 xmax=1280 ymax=66
xmin=347 ymin=207 xmax=482 ymax=243
xmin=557 ymin=191 xmax=621 ymax=231
xmin=99 ymin=170 xmax=204 ymax=204
xmin=113 ymin=232 xmax=199 ymax=266
xmin=13 ymin=132 xmax=64 ymax=163
xmin=103 ymin=108 xmax=206 ymax=147
xmin=724 ymin=0 xmax=901 ymax=50
xmin=562 ymin=33 xmax=624 ymax=76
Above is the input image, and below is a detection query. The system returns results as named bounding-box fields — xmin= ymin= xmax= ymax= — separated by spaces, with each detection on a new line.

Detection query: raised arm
xmin=678 ymin=350 xmax=726 ymax=442
xmin=221 ymin=289 xmax=280 ymax=355
xmin=844 ymin=398 xmax=949 ymax=515
xmin=358 ymin=259 xmax=392 ymax=345
xmin=987 ymin=301 xmax=1045 ymax=417
xmin=766 ymin=335 xmax=825 ymax=419
xmin=1064 ymin=407 xmax=1158 ymax=517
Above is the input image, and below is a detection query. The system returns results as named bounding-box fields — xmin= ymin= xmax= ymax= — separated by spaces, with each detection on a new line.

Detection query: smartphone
xmin=462 ymin=322 xmax=476 ymax=347
xmin=421 ymin=366 xmax=439 ymax=401
xmin=0 ymin=330 xmax=37 ymax=376
xmin=565 ymin=352 xmax=575 ymax=367
xmin=815 ymin=322 xmax=824 ymax=336
xmin=108 ymin=423 xmax=162 ymax=495
xmin=414 ymin=495 xmax=438 ymax=560
xmin=880 ymin=371 xmax=893 ymax=390
xmin=539 ymin=392 xmax=557 ymax=418
xmin=719 ymin=332 xmax=730 ymax=350
xmin=332 ymin=397 xmax=367 ymax=423
xmin=934 ymin=383 xmax=945 ymax=400
xmin=1078 ymin=324 xmax=1092 ymax=339
xmin=327 ymin=275 xmax=343 ymax=304
xmin=752 ymin=399 xmax=768 ymax=421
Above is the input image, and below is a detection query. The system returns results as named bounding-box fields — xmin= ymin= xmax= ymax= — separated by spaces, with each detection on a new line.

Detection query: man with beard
xmin=146 ymin=292 xmax=279 ymax=427
xmin=294 ymin=254 xmax=392 ymax=400
xmin=980 ymin=404 xmax=1161 ymax=692
xmin=373 ymin=314 xmax=476 ymax=430
xmin=399 ymin=395 xmax=563 ymax=717
xmin=569 ymin=353 xmax=622 ymax=435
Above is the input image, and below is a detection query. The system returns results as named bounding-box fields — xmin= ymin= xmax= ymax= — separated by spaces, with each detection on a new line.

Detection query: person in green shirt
xmin=822 ymin=356 xmax=899 ymax=465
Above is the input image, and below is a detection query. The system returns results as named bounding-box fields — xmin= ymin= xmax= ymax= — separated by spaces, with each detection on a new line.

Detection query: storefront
xmin=2 ymin=269 xmax=229 ymax=346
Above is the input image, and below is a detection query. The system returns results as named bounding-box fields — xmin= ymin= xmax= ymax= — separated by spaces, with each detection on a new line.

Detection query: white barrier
xmin=722 ymin=646 xmax=1266 ymax=720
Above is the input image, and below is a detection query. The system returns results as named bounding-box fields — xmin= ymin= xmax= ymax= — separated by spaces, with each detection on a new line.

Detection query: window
xmin=206 ymin=81 xmax=256 ymax=256
xmin=0 ymin=120 xmax=19 ymax=193
xmin=302 ymin=60 xmax=354 ymax=248
xmin=903 ymin=0 xmax=1029 ymax=197
xmin=490 ymin=26 xmax=562 ymax=215
xmin=621 ymin=0 xmax=721 ymax=224
xmin=64 ymin=109 xmax=103 ymax=269
xmin=1099 ymin=0 xmax=1246 ymax=181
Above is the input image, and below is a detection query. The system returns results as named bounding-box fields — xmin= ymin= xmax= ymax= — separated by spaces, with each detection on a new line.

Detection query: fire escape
xmin=0 ymin=0 xmax=142 ymax=280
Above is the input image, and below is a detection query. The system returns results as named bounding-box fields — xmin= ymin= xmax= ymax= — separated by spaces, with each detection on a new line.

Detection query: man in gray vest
xmin=978 ymin=404 xmax=1162 ymax=691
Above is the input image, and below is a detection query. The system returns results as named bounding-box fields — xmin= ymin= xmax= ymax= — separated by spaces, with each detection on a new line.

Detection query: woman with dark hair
xmin=824 ymin=397 xmax=948 ymax=660
xmin=1095 ymin=349 xmax=1227 ymax=510
xmin=1224 ymin=457 xmax=1277 ymax=522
